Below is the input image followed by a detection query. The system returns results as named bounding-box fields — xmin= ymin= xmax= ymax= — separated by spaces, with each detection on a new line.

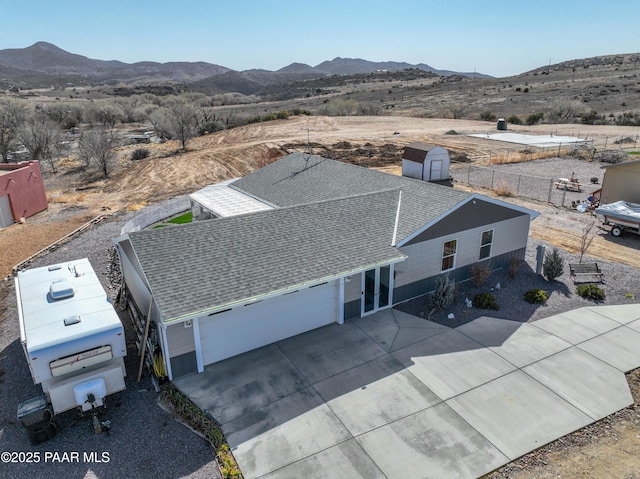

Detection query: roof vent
xmin=64 ymin=315 xmax=81 ymax=326
xmin=48 ymin=265 xmax=62 ymax=271
xmin=71 ymin=264 xmax=84 ymax=277
xmin=49 ymin=279 xmax=75 ymax=301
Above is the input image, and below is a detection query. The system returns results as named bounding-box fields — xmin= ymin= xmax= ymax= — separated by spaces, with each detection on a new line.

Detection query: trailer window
xmin=50 ymin=345 xmax=113 ymax=377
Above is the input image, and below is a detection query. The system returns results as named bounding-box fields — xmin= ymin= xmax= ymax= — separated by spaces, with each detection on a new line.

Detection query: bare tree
xmin=579 ymin=221 xmax=597 ymax=263
xmin=18 ymin=114 xmax=62 ymax=171
xmin=42 ymin=127 xmax=66 ymax=174
xmin=450 ymin=103 xmax=468 ymax=119
xmin=325 ymin=98 xmax=358 ymax=116
xmin=166 ymin=100 xmax=198 ymax=150
xmin=148 ymin=108 xmax=171 ymax=139
xmin=41 ymin=103 xmax=67 ymax=124
xmin=95 ymin=103 xmax=124 ymax=128
xmin=78 ymin=128 xmax=118 ymax=177
xmin=545 ymin=100 xmax=581 ymax=124
xmin=115 ymin=96 xmax=147 ymax=123
xmin=0 ymin=98 xmax=27 ymax=162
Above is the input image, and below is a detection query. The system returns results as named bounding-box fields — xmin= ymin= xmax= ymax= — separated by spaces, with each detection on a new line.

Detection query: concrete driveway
xmin=173 ymin=305 xmax=640 ymax=479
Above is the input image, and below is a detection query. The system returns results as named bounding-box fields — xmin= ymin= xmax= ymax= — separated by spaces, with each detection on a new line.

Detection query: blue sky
xmin=1 ymin=0 xmax=638 ymax=77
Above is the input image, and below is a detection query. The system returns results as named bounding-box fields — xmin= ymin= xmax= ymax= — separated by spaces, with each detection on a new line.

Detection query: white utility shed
xmin=402 ymin=142 xmax=450 ymax=182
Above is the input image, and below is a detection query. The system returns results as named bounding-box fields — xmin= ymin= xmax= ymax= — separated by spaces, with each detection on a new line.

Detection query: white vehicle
xmin=595 ymin=201 xmax=640 ymax=237
xmin=15 ymin=258 xmax=127 ymax=416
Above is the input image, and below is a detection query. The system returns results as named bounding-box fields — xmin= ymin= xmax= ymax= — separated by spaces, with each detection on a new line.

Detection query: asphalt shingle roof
xmin=129 ymin=190 xmax=406 ymax=323
xmin=232 ymin=152 xmax=470 ymax=241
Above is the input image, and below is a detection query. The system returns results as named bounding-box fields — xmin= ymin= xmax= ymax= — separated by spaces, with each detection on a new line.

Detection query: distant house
xmin=600 ymin=159 xmax=640 ymax=204
xmin=114 ymin=153 xmax=538 ymax=379
xmin=0 ymin=161 xmax=48 ymax=229
xmin=128 ymin=134 xmax=151 ymax=144
xmin=401 ymin=142 xmax=450 ymax=181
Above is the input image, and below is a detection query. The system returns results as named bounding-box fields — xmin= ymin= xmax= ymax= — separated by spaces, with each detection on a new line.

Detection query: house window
xmin=479 ymin=230 xmax=494 ymax=260
xmin=442 ymin=239 xmax=457 ymax=272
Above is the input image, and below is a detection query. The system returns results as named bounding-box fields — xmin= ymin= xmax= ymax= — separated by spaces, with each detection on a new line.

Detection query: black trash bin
xmin=17 ymin=395 xmax=56 ymax=445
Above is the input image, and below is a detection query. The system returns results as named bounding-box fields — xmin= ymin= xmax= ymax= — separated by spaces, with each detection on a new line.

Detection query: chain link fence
xmin=453 ymin=162 xmax=557 ymax=203
xmin=450 ymin=135 xmax=639 ymax=207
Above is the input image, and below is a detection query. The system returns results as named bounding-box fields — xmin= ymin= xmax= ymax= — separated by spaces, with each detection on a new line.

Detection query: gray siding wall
xmin=394 ymin=247 xmax=525 ymax=303
xmin=395 ymin=215 xmax=530 ymax=290
xmin=344 ymin=272 xmax=362 ymax=303
xmin=343 ymin=272 xmax=362 ymax=320
xmin=170 ymin=352 xmax=197 ymax=378
xmin=343 ymin=300 xmax=361 ymax=320
xmin=601 ymin=165 xmax=640 ymax=204
xmin=117 ymin=240 xmax=152 ymax=316
xmin=167 ymin=322 xmax=196 ymax=358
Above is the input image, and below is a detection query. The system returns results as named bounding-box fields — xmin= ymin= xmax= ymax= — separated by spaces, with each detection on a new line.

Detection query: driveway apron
xmin=174 ymin=305 xmax=640 ymax=479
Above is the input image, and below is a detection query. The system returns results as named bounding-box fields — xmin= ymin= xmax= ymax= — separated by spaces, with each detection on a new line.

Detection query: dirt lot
xmin=1 ymin=116 xmax=640 ymax=478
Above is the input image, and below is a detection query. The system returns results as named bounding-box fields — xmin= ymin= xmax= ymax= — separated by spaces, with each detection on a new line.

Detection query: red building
xmin=0 ymin=161 xmax=48 ymax=229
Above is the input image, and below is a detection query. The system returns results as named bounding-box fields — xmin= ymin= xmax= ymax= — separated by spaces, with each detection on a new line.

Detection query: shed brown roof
xmin=402 ymin=141 xmax=438 ymax=164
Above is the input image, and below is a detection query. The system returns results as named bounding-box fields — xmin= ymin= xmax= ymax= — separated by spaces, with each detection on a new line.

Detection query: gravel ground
xmin=396 ymin=236 xmax=640 ymax=327
xmin=0 ymin=208 xmax=221 ymax=479
xmin=451 ymin=157 xmax=608 ymax=207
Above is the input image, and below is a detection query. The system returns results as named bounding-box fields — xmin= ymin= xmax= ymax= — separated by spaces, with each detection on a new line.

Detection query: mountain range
xmin=0 ymin=42 xmax=489 ymax=94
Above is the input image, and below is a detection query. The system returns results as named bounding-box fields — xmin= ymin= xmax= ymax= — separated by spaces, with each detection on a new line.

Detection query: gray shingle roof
xmin=232 ymin=152 xmax=470 ymax=241
xmin=129 ymin=190 xmax=406 ymax=323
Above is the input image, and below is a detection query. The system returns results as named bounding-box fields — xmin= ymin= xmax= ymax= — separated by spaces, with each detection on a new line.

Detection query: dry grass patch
xmin=48 ymin=192 xmax=88 ymax=204
xmin=494 ymin=180 xmax=514 ymax=197
xmin=128 ymin=201 xmax=148 ymax=211
xmin=490 ymin=147 xmax=574 ymax=165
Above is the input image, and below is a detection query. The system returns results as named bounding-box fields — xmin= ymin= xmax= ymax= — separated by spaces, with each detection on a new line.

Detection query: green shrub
xmin=526 ymin=112 xmax=544 ymax=125
xmin=506 ymin=115 xmax=522 ymax=125
xmin=131 ymin=148 xmax=150 ymax=161
xmin=576 ymin=284 xmax=605 ymax=300
xmin=543 ymin=247 xmax=564 ymax=281
xmin=480 ymin=111 xmax=497 ymax=121
xmin=473 ymin=292 xmax=499 ymax=310
xmin=291 ymin=108 xmax=311 ymax=116
xmin=524 ymin=289 xmax=547 ymax=304
xmin=196 ymin=120 xmax=225 ymax=136
xmin=432 ymin=273 xmax=456 ymax=311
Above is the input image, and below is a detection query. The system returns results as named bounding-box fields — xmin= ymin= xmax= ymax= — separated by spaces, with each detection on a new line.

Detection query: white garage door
xmin=199 ymin=280 xmax=339 ymax=366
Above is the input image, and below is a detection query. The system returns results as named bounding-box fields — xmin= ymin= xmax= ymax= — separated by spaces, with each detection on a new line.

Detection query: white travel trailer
xmin=15 ymin=258 xmax=127 ymax=416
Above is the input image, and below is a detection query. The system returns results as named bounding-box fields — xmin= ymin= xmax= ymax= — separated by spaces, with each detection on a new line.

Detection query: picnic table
xmin=555 ymin=178 xmax=582 ymax=192
xmin=569 ymin=262 xmax=603 ymax=283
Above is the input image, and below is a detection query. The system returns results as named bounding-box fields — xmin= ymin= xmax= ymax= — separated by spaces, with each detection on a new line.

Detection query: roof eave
xmin=162 ymin=254 xmax=407 ymax=324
